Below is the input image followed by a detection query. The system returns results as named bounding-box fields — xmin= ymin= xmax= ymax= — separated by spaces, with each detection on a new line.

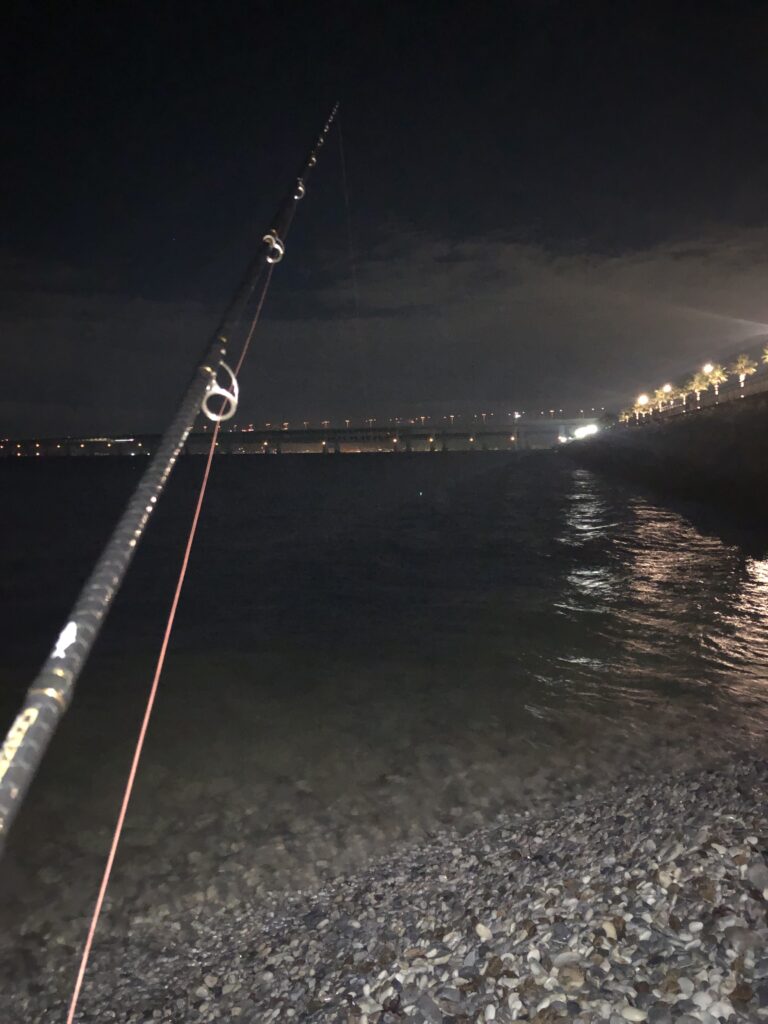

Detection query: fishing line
xmin=337 ymin=114 xmax=370 ymax=411
xmin=67 ymin=273 xmax=273 ymax=1020
xmin=65 ymin=420 xmax=221 ymax=1024
xmin=65 ymin=268 xmax=274 ymax=1023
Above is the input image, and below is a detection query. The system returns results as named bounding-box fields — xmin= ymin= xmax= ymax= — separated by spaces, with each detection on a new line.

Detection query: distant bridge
xmin=1 ymin=419 xmax=600 ymax=458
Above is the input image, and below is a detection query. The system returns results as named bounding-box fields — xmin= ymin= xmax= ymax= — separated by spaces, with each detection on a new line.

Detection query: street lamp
xmin=703 ymin=362 xmax=714 ymax=375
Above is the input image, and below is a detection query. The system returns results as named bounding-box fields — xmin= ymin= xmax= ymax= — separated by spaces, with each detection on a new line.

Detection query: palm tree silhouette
xmin=678 ymin=381 xmax=694 ymax=409
xmin=690 ymin=372 xmax=709 ymax=404
xmin=707 ymin=364 xmax=728 ymax=398
xmin=730 ymin=353 xmax=757 ymax=391
xmin=652 ymin=387 xmax=668 ymax=411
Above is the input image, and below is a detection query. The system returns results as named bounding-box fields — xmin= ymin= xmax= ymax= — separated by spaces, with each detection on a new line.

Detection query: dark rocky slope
xmin=568 ymin=392 xmax=768 ymax=517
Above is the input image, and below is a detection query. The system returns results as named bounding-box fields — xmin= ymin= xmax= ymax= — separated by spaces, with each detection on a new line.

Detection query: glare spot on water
xmin=747 ymin=556 xmax=768 ymax=588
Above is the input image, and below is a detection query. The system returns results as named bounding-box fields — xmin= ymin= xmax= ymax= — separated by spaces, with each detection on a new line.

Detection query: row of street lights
xmin=627 ymin=350 xmax=768 ymax=421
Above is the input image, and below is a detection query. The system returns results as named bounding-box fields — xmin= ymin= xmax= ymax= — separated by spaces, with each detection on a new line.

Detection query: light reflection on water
xmin=1 ymin=455 xmax=766 ymax=900
xmin=544 ymin=467 xmax=768 ymax=739
xmin=3 ymin=458 xmax=766 ymax=761
xmin=239 ymin=457 xmax=768 ymax=768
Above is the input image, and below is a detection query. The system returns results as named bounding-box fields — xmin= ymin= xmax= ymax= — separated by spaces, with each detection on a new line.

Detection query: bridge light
xmin=703 ymin=362 xmax=714 ymax=374
xmin=662 ymin=383 xmax=672 ymax=394
xmin=573 ymin=424 xmax=599 ymax=439
xmin=636 ymin=394 xmax=649 ymax=407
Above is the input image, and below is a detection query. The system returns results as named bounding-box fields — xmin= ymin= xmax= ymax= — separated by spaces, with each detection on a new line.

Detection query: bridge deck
xmin=1 ymin=421 xmax=599 ymax=457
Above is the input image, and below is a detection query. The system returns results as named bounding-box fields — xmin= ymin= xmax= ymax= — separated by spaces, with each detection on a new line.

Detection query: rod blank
xmin=0 ymin=103 xmax=339 ymax=851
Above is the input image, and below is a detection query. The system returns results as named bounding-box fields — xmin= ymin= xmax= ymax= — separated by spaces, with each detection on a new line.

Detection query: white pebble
xmin=692 ymin=991 xmax=713 ymax=1010
xmin=710 ymin=1000 xmax=733 ymax=1019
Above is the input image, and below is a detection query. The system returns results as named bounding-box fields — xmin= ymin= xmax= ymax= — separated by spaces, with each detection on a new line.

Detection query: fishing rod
xmin=0 ymin=103 xmax=339 ymax=853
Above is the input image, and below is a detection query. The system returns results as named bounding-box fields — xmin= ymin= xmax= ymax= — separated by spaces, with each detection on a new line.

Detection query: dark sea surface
xmin=1 ymin=452 xmax=767 ymax=919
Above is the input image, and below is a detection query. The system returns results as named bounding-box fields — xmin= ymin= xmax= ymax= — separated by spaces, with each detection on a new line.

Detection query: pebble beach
xmin=2 ymin=752 xmax=766 ymax=1023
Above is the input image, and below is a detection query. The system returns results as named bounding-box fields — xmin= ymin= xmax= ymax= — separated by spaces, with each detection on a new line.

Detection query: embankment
xmin=568 ymin=391 xmax=768 ymax=516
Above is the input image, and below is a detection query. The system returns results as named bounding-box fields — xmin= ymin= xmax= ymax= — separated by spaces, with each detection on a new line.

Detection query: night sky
xmin=5 ymin=1 xmax=768 ymax=436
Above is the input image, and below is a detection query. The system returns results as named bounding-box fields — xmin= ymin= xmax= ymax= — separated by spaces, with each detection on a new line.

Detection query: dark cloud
xmin=0 ymin=253 xmax=217 ymax=436
xmin=4 ymin=2 xmax=768 ymax=434
xmin=4 ymin=226 xmax=768 ymax=436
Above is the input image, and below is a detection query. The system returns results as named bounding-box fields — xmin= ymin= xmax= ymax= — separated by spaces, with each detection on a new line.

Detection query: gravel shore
xmin=2 ymin=753 xmax=766 ymax=1023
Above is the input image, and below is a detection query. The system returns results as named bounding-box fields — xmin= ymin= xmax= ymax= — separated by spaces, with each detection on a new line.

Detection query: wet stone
xmin=646 ymin=1004 xmax=672 ymax=1024
xmin=558 ymin=964 xmax=585 ymax=989
xmin=747 ymin=860 xmax=768 ymax=891
xmin=485 ymin=956 xmax=505 ymax=979
xmin=415 ymin=993 xmax=444 ymax=1023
